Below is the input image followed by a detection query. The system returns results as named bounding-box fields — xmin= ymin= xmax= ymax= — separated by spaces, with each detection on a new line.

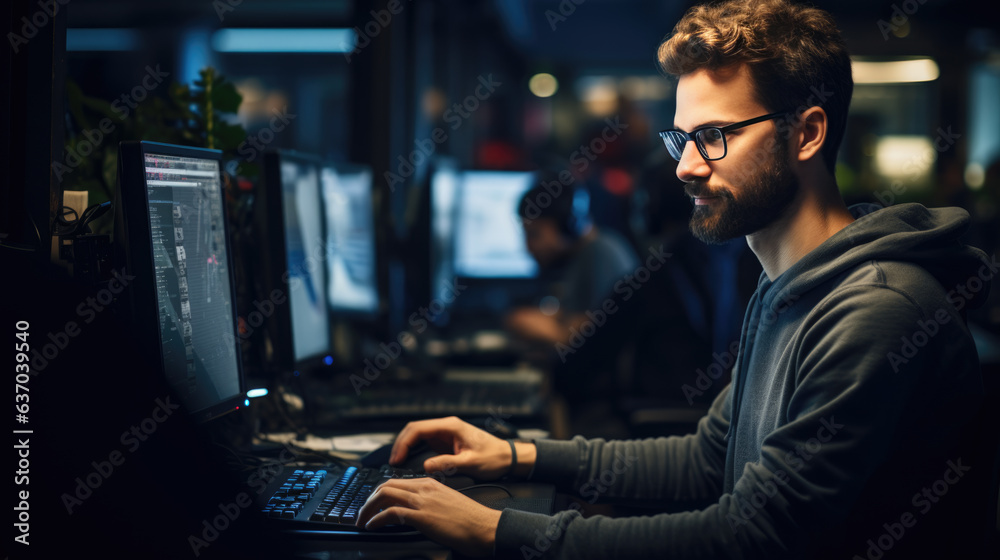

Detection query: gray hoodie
xmin=495 ymin=203 xmax=994 ymax=559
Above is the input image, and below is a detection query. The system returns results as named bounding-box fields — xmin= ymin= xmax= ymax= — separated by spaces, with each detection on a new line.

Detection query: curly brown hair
xmin=657 ymin=0 xmax=853 ymax=173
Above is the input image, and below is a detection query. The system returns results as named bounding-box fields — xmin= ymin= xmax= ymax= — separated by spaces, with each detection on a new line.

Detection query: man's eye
xmin=700 ymin=129 xmax=724 ymax=143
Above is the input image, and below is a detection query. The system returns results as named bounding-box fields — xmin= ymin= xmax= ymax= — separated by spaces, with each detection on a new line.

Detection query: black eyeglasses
xmin=658 ymin=110 xmax=790 ymax=162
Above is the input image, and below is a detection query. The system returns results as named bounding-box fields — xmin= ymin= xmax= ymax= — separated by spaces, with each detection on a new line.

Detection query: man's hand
xmin=356 ymin=478 xmax=502 ymax=557
xmin=391 ymin=416 xmax=534 ymax=480
xmin=504 ymin=307 xmax=565 ymax=344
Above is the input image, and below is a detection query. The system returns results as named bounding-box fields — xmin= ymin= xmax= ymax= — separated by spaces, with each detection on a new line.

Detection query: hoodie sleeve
xmin=527 ymin=382 xmax=732 ymax=504
xmin=494 ymin=284 xmax=973 ymax=559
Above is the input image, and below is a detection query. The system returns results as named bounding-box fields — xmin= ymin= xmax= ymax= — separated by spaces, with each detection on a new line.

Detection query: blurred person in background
xmin=504 ymin=168 xmax=639 ymax=348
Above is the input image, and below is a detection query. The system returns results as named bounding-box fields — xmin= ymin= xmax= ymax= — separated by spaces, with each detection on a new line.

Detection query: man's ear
xmin=793 ymin=106 xmax=827 ymax=164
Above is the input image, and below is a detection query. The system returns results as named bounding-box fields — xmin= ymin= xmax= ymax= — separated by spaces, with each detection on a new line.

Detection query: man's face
xmin=674 ymin=65 xmax=799 ymax=244
xmin=522 ymin=218 xmax=569 ymax=268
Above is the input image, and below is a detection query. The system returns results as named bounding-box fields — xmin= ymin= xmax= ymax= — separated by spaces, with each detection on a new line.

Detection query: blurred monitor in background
xmin=257 ymin=150 xmax=334 ymax=377
xmin=281 ymin=157 xmax=330 ymax=361
xmin=452 ymin=171 xmax=538 ymax=279
xmin=429 ymin=158 xmax=460 ymax=309
xmin=322 ymin=164 xmax=379 ymax=316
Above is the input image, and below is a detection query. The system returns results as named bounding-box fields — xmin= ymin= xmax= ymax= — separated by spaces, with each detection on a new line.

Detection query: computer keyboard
xmin=260 ymin=464 xmax=426 ymax=531
xmin=257 ymin=460 xmax=558 ymax=539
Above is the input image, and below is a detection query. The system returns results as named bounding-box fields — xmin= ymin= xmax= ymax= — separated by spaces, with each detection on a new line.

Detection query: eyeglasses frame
xmin=658 ymin=110 xmax=792 ymax=162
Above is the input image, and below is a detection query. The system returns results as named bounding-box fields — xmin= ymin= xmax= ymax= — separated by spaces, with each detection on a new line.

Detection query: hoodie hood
xmin=761 ymin=202 xmax=995 ymax=312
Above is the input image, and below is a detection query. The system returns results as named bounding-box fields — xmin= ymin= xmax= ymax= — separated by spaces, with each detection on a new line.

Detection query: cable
xmin=212 ymin=441 xmax=249 ymax=469
xmin=53 ymin=201 xmax=113 ymax=239
xmin=53 ymin=206 xmax=80 ymax=237
xmin=0 ymin=241 xmax=35 ymax=252
xmin=76 ymin=201 xmax=112 ymax=232
xmin=58 ymin=205 xmax=79 ymax=225
xmin=27 ymin=212 xmax=43 ymax=249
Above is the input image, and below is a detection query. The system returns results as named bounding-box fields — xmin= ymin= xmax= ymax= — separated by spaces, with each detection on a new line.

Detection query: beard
xmin=685 ymin=142 xmax=799 ymax=244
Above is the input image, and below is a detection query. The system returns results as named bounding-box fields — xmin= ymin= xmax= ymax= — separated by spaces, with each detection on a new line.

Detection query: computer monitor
xmin=321 ymin=164 xmax=379 ymax=315
xmin=429 ymin=158 xmax=459 ymax=305
xmin=113 ymin=141 xmax=244 ymax=422
xmin=259 ymin=150 xmax=333 ymax=373
xmin=452 ymin=171 xmax=537 ymax=278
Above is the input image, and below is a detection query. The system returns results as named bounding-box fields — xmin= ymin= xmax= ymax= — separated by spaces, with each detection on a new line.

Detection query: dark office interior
xmin=3 ymin=0 xmax=999 ymax=558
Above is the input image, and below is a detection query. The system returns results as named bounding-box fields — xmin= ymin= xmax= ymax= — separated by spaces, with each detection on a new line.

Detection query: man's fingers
xmin=423 ymin=454 xmax=463 ymax=476
xmin=364 ymin=506 xmax=423 ymax=530
xmin=355 ymin=483 xmax=418 ymax=527
xmin=390 ymin=417 xmax=463 ymax=464
xmin=389 ymin=422 xmax=419 ymax=464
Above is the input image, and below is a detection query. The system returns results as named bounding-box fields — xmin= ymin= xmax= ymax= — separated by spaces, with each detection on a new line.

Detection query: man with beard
xmin=354 ymin=1 xmax=994 ymax=558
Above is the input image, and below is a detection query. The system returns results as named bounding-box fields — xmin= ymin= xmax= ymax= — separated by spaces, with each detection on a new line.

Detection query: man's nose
xmin=675 ymin=141 xmax=711 ymax=183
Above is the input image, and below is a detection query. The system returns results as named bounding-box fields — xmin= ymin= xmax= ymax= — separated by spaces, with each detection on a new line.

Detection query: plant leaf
xmin=210 ymin=77 xmax=243 ymax=114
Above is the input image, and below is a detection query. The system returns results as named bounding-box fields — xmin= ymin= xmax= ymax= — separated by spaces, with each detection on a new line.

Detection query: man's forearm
xmin=505 ymin=308 xmax=582 ymax=345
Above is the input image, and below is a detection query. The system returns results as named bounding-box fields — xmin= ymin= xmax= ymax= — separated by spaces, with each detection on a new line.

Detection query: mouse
xmin=361 ymin=442 xmax=478 ymax=489
xmin=398 ymin=441 xmax=439 ymax=471
xmin=360 ymin=441 xmax=436 ymax=471
xmin=359 ymin=442 xmax=393 ymax=468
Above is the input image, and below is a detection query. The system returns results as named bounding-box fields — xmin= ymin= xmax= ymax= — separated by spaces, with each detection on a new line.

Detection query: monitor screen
xmin=452 ymin=171 xmax=537 ymax=278
xmin=279 ymin=158 xmax=332 ymax=362
xmin=430 ymin=161 xmax=459 ymax=302
xmin=141 ymin=149 xmax=242 ymax=416
xmin=322 ymin=165 xmax=378 ymax=314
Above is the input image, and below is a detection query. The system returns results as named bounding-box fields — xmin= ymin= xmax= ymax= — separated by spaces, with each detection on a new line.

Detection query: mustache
xmin=683 ymin=182 xmax=733 ymax=200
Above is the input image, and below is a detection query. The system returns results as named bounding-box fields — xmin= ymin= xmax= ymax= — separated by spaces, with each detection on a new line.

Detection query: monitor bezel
xmin=115 ymin=140 xmax=245 ymax=423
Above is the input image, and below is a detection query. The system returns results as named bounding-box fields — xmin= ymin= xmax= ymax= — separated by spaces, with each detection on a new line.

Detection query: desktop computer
xmin=446 ymin=169 xmax=545 ymax=323
xmin=452 ymin=170 xmax=537 ymax=280
xmin=111 ymin=141 xmax=554 ymax=545
xmin=258 ymin=150 xmax=335 ymax=377
xmin=113 ymin=141 xmax=245 ymax=422
xmin=319 ymin=162 xmax=388 ymax=373
xmin=429 ymin=157 xmax=460 ymax=317
xmin=410 ymin=166 xmax=540 ymax=325
xmin=321 ymin=163 xmax=379 ymax=316
xmin=400 ymin=155 xmax=461 ymax=329
xmin=417 ymin=169 xmax=545 ymax=365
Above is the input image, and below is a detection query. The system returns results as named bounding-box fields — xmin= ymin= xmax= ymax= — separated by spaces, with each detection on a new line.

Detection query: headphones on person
xmin=561 ymin=186 xmax=593 ymax=240
xmin=528 ymin=167 xmax=593 ymax=241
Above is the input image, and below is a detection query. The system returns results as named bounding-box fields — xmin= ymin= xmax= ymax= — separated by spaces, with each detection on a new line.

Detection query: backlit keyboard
xmin=261 ymin=465 xmax=426 ymax=529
